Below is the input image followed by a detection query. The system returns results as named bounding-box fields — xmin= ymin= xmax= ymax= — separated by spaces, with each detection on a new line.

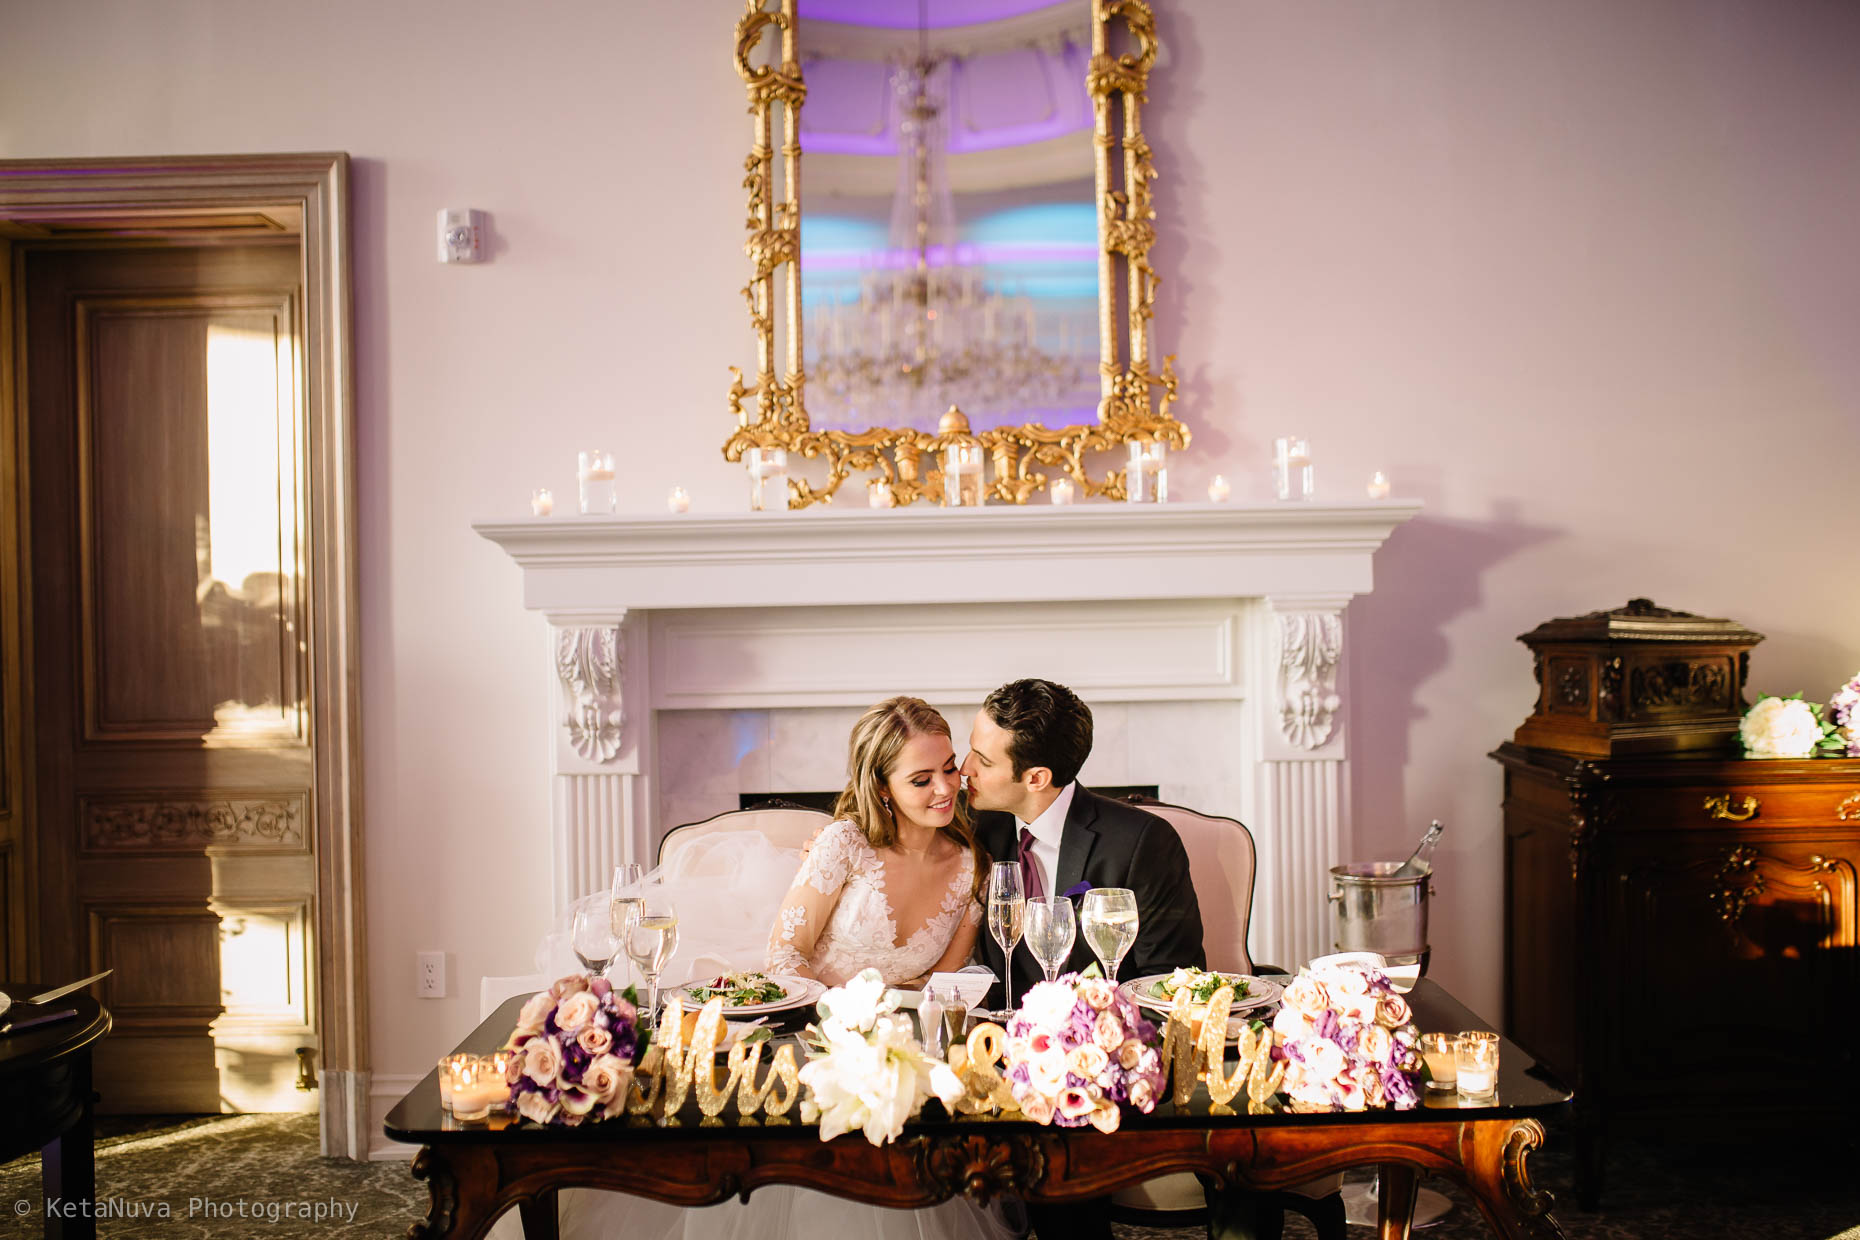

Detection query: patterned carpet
xmin=3 ymin=1114 xmax=1857 ymax=1238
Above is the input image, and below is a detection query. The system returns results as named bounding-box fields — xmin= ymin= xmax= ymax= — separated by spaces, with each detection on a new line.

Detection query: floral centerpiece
xmin=503 ymin=973 xmax=644 ymax=1126
xmin=1002 ymin=973 xmax=1166 ymax=1132
xmin=1830 ymin=675 xmax=1860 ymax=758
xmin=1741 ymin=692 xmax=1844 ymax=759
xmin=1270 ymin=961 xmax=1423 ymax=1112
xmin=798 ymin=969 xmax=963 ymax=1146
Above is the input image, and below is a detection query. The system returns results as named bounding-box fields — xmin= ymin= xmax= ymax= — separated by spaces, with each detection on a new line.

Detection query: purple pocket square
xmin=1062 ymin=881 xmax=1092 ymax=899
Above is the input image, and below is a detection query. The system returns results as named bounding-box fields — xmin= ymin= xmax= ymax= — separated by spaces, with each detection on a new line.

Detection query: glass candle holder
xmin=666 ymin=486 xmax=690 ymax=514
xmin=867 ymin=478 xmax=894 ymax=509
xmin=746 ymin=446 xmax=789 ymax=512
xmin=530 ymin=487 xmax=554 ymax=516
xmin=944 ymin=442 xmax=985 ymax=507
xmin=436 ymin=1052 xmax=473 ymax=1114
xmin=1418 ymin=1032 xmax=1459 ymax=1091
xmin=578 ymin=450 xmax=616 ymax=515
xmin=1207 ymin=474 xmax=1231 ymax=503
xmin=448 ymin=1057 xmax=508 ymax=1122
xmin=1367 ymin=470 xmax=1391 ymax=500
xmin=1455 ymin=1031 xmax=1500 ymax=1101
xmin=1126 ymin=440 xmax=1168 ymax=503
xmin=1049 ymin=476 xmax=1076 ymax=505
xmin=1273 ymin=437 xmax=1313 ymax=501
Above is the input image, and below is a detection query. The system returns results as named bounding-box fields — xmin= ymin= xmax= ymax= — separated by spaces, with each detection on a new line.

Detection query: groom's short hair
xmin=982 ymin=679 xmax=1092 ymax=788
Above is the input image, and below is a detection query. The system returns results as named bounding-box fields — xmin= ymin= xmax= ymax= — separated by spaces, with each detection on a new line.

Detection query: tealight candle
xmin=436 ymin=1053 xmax=473 ymax=1112
xmin=1418 ymin=1032 xmax=1459 ymax=1090
xmin=1367 ymin=471 xmax=1391 ymax=500
xmin=1207 ymin=474 xmax=1231 ymax=503
xmin=1050 ymin=476 xmax=1075 ymax=505
xmin=530 ymin=488 xmax=554 ymax=516
xmin=868 ymin=479 xmax=894 ymax=509
xmin=667 ymin=486 xmax=690 ymax=514
xmin=1455 ymin=1031 xmax=1499 ymax=1101
xmin=448 ymin=1058 xmax=509 ymax=1122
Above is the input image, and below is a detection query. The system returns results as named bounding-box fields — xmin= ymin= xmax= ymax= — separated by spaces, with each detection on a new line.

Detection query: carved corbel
xmin=1275 ymin=610 xmax=1343 ymax=750
xmin=556 ymin=624 xmax=625 ymax=763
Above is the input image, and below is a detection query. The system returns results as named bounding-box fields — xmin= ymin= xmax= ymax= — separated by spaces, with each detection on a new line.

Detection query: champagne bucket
xmin=1328 ymin=862 xmax=1432 ymax=969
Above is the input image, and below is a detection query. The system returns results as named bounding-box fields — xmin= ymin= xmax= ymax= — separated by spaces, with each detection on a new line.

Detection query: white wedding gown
xmin=501 ymin=826 xmax=1013 ymax=1240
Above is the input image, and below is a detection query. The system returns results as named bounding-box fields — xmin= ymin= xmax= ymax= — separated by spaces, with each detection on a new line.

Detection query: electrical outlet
xmin=417 ymin=951 xmax=446 ymax=999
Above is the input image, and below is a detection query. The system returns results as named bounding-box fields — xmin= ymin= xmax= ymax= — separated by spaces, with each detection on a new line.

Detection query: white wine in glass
xmin=1080 ymin=887 xmax=1139 ymax=983
xmin=1024 ymin=896 xmax=1077 ymax=984
xmin=624 ymin=898 xmax=679 ymax=1033
xmin=986 ymin=862 xmax=1026 ymax=1015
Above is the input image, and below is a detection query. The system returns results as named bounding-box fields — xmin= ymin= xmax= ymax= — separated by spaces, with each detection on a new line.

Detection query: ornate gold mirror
xmin=729 ymin=0 xmax=1187 ymax=507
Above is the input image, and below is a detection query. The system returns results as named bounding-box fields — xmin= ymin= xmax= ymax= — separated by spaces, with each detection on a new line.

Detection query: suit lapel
xmin=1053 ymin=786 xmax=1100 ymax=896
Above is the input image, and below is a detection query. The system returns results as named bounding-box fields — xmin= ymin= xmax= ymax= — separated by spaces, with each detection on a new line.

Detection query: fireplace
xmin=478 ymin=501 xmax=1415 ymax=968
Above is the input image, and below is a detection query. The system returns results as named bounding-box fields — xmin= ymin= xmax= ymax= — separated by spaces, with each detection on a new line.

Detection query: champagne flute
xmin=1024 ymin=896 xmax=1077 ymax=984
xmin=986 ymin=862 xmax=1026 ymax=1015
xmin=624 ymin=894 xmax=679 ymax=1034
xmin=570 ymin=901 xmax=618 ymax=978
xmin=610 ymin=863 xmax=645 ymax=985
xmin=1080 ymin=887 xmax=1139 ymax=983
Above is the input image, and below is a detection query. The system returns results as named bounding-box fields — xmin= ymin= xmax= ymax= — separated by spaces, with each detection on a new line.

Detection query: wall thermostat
xmin=438 ymin=208 xmax=484 ymax=263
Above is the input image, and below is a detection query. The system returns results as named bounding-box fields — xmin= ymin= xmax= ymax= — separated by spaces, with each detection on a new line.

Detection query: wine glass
xmin=1080 ymin=887 xmax=1139 ymax=983
xmin=986 ymin=862 xmax=1026 ymax=1015
xmin=624 ymin=893 xmax=680 ymax=1034
xmin=610 ymin=863 xmax=645 ymax=984
xmin=570 ymin=901 xmax=618 ymax=978
xmin=1024 ymin=896 xmax=1077 ymax=984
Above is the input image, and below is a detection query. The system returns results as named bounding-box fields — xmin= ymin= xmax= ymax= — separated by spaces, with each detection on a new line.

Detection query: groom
xmin=962 ymin=677 xmax=1205 ymax=1010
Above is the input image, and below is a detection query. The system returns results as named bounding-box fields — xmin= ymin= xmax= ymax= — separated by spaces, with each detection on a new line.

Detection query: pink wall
xmin=4 ymin=0 xmax=1857 ymax=1131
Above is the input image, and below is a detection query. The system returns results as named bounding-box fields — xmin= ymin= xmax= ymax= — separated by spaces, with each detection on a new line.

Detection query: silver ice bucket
xmin=1328 ymin=861 xmax=1432 ymax=970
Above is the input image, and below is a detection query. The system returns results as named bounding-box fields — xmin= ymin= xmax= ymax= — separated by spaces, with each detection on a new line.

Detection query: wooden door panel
xmin=26 ymin=242 xmax=316 ymax=1112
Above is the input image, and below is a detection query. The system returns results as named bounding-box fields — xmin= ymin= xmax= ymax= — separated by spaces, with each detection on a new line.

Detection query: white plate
xmin=676 ymin=973 xmax=822 ymax=1016
xmin=0 ymin=991 xmax=10 ymax=1022
xmin=1121 ymin=972 xmax=1283 ymax=1017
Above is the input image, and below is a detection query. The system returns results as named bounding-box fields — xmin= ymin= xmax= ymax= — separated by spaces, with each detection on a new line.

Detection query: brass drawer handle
xmin=1704 ymin=794 xmax=1759 ymax=822
xmin=1839 ymin=793 xmax=1860 ymax=822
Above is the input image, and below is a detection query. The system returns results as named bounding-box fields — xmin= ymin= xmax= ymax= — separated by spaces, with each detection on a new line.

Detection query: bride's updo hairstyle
xmin=834 ymin=696 xmax=989 ymax=886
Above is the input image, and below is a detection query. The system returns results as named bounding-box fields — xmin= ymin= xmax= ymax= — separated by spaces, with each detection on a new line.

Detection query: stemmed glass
xmin=610 ymin=863 xmax=644 ymax=985
xmin=1024 ymin=896 xmax=1077 ymax=984
xmin=1080 ymin=887 xmax=1139 ymax=983
xmin=624 ymin=891 xmax=679 ymax=1034
xmin=570 ymin=902 xmax=618 ymax=978
xmin=986 ymin=862 xmax=1026 ymax=1015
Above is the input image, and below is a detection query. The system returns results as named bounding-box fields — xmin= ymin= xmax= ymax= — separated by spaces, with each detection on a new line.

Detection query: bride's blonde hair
xmin=833 ymin=696 xmax=988 ymax=893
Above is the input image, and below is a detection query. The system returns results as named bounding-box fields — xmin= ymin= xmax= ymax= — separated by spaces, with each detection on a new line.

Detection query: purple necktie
xmin=1018 ymin=827 xmax=1044 ymax=901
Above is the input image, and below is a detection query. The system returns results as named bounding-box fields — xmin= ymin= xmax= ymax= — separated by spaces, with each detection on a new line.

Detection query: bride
xmin=547 ymin=696 xmax=1013 ymax=1240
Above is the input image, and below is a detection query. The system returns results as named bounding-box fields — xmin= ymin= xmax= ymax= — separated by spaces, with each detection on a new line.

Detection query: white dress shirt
xmin=1016 ymin=781 xmax=1076 ymax=897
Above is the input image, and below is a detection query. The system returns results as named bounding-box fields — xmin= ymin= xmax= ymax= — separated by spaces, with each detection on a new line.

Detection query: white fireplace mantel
xmin=477 ymin=501 xmax=1418 ymax=967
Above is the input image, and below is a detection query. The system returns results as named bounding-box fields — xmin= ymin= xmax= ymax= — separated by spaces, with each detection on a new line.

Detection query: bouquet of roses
xmin=1002 ymin=973 xmax=1166 ymax=1132
xmin=1270 ymin=961 xmax=1423 ymax=1112
xmin=798 ymin=969 xmax=963 ymax=1146
xmin=504 ymin=973 xmax=644 ymax=1126
xmin=1830 ymin=674 xmax=1860 ymax=758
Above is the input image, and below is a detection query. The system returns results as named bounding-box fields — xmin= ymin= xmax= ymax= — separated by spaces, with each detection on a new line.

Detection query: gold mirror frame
xmin=726 ymin=0 xmax=1188 ymax=507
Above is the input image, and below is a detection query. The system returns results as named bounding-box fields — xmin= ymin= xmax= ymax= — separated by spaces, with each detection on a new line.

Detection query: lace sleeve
xmin=766 ymin=820 xmax=861 ymax=977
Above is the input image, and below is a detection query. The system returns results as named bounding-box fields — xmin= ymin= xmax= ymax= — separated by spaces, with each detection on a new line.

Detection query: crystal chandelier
xmin=805 ymin=11 xmax=1097 ymax=429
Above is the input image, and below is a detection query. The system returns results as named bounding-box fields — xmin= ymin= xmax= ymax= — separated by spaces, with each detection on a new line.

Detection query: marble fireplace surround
xmin=477 ymin=501 xmax=1417 ymax=968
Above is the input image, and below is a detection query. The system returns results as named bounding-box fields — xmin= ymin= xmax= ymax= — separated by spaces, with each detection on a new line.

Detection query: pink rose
xmin=1283 ymin=976 xmax=1330 ymax=1016
xmin=1067 ymin=1044 xmax=1109 ymax=1080
xmin=1117 ymin=1039 xmax=1144 ymax=1070
xmin=577 ymin=1024 xmax=614 ymax=1057
xmin=1093 ymin=1012 xmax=1123 ymax=1051
xmin=515 ymin=1090 xmax=560 ymax=1125
xmin=1358 ymin=1024 xmax=1392 ymax=1062
xmin=1376 ymin=994 xmax=1412 ymax=1028
xmin=524 ymin=1035 xmax=563 ymax=1087
xmin=551 ymin=975 xmax=590 ymax=1001
xmin=1077 ymin=978 xmax=1115 ymax=1011
xmin=514 ymin=990 xmax=554 ymax=1039
xmin=583 ymin=1053 xmax=631 ymax=1106
xmin=1020 ymin=1092 xmax=1056 ymax=1125
xmin=555 ymin=990 xmax=599 ymax=1034
xmin=1128 ymin=1078 xmax=1154 ymax=1110
xmin=1087 ymin=1100 xmax=1121 ymax=1133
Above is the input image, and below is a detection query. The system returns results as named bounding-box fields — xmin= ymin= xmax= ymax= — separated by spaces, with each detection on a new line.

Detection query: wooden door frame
xmin=0 ymin=153 xmax=369 ymax=1158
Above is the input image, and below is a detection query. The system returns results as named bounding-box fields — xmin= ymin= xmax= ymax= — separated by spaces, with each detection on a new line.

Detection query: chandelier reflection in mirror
xmin=804 ymin=7 xmax=1099 ymax=430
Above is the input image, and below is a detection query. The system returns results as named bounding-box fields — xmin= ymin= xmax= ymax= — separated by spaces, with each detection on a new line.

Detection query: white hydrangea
xmin=1740 ymin=696 xmax=1823 ymax=758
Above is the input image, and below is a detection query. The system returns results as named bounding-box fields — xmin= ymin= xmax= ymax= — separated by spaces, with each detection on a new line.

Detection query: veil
xmin=536 ymin=829 xmax=808 ymax=988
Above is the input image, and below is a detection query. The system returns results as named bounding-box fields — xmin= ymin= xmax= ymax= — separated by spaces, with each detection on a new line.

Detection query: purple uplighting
xmin=798 ymin=0 xmax=1073 ymax=29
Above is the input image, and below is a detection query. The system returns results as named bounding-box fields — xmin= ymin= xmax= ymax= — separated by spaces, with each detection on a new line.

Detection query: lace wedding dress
xmin=504 ymin=825 xmax=1011 ymax=1240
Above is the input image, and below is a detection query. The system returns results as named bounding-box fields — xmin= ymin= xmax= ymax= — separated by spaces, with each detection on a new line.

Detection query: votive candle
xmin=1207 ymin=474 xmax=1231 ymax=503
xmin=868 ymin=479 xmax=894 ymax=508
xmin=1050 ymin=476 xmax=1075 ymax=505
xmin=530 ymin=488 xmax=554 ymax=516
xmin=1418 ymin=1032 xmax=1459 ymax=1090
xmin=1367 ymin=471 xmax=1391 ymax=500
xmin=667 ymin=486 xmax=690 ymax=514
xmin=1455 ymin=1031 xmax=1499 ymax=1101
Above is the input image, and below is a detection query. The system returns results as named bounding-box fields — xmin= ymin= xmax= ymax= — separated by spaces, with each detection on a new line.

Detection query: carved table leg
xmin=1375 ymin=1163 xmax=1417 ymax=1240
xmin=1460 ymin=1119 xmax=1566 ymax=1240
xmin=517 ymin=1188 xmax=559 ymax=1240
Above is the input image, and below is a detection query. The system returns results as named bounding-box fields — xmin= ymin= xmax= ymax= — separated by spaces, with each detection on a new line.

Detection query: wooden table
xmin=386 ymin=980 xmax=1571 ymax=1240
xmin=0 ymin=982 xmax=112 ymax=1240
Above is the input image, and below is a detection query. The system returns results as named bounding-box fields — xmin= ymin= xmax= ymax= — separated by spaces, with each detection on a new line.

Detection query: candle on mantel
xmin=531 ymin=488 xmax=554 ymax=516
xmin=1366 ymin=471 xmax=1391 ymax=500
xmin=1050 ymin=476 xmax=1076 ymax=505
xmin=667 ymin=486 xmax=691 ymax=514
xmin=1207 ymin=475 xmax=1231 ymax=503
xmin=868 ymin=479 xmax=894 ymax=509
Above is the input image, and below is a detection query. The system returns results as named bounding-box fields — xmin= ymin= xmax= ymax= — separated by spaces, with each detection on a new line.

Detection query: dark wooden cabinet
xmin=1493 ymin=743 xmax=1860 ymax=1206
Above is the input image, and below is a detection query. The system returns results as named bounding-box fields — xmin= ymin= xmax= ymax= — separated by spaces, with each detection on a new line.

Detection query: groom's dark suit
xmin=973 ymin=785 xmax=1205 ymax=1007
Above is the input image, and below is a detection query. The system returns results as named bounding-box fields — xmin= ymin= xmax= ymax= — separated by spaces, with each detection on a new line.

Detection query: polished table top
xmin=384 ymin=977 xmax=1571 ymax=1144
xmin=0 ymin=981 xmax=111 ymax=1077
